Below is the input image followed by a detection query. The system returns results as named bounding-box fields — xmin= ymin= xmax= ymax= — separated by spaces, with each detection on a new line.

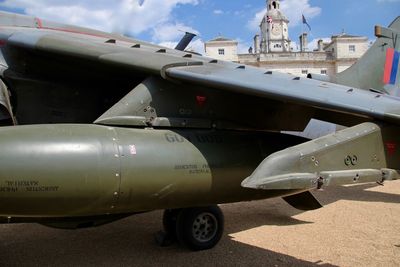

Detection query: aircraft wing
xmin=4 ymin=28 xmax=199 ymax=74
xmin=4 ymin=26 xmax=400 ymax=126
xmin=164 ymin=64 xmax=400 ymax=124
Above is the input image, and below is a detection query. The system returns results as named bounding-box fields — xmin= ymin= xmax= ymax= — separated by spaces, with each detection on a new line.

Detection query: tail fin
xmin=334 ymin=17 xmax=400 ymax=96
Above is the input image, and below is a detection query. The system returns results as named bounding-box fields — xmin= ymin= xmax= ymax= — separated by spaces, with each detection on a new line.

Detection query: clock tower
xmin=260 ymin=0 xmax=291 ymax=53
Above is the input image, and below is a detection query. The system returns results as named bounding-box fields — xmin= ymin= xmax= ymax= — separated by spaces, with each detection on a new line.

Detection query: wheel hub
xmin=192 ymin=212 xmax=218 ymax=242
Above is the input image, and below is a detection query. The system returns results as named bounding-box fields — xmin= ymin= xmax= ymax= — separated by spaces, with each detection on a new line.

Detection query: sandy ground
xmin=0 ymin=181 xmax=399 ymax=267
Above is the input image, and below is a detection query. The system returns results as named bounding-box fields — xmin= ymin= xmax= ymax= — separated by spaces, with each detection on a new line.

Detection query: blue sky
xmin=0 ymin=0 xmax=399 ymax=52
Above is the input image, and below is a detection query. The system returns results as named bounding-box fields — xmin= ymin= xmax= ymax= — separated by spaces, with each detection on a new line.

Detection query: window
xmin=218 ymin=49 xmax=225 ymax=55
xmin=321 ymin=70 xmax=327 ymax=75
xmin=302 ymin=70 xmax=308 ymax=74
xmin=349 ymin=45 xmax=356 ymax=52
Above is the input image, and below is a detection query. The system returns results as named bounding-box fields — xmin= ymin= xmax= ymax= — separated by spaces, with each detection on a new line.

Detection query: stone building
xmin=204 ymin=0 xmax=369 ymax=76
xmin=203 ymin=36 xmax=238 ymax=61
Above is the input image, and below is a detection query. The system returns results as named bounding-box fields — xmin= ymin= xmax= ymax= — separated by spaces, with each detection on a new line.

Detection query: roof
xmin=208 ymin=36 xmax=236 ymax=42
xmin=331 ymin=34 xmax=364 ymax=39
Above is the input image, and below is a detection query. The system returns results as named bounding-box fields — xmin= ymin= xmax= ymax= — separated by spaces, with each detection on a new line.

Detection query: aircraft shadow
xmin=312 ymin=182 xmax=400 ymax=206
xmin=0 ymin=210 xmax=336 ymax=267
xmin=0 ymin=182 xmax=397 ymax=266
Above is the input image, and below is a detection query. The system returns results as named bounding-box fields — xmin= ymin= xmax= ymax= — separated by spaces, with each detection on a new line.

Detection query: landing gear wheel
xmin=176 ymin=205 xmax=224 ymax=251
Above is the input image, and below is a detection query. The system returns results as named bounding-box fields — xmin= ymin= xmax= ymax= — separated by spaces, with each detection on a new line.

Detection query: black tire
xmin=162 ymin=209 xmax=181 ymax=237
xmin=176 ymin=205 xmax=224 ymax=251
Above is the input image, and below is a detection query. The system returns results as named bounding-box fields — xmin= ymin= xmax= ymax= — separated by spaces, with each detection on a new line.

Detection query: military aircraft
xmin=0 ymin=11 xmax=399 ymax=251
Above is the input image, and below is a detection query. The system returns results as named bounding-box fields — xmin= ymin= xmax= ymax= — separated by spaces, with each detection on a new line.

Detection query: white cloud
xmin=281 ymin=0 xmax=321 ymax=27
xmin=159 ymin=38 xmax=204 ymax=54
xmin=247 ymin=8 xmax=266 ymax=32
xmin=236 ymin=39 xmax=252 ymax=54
xmin=290 ymin=41 xmax=299 ymax=51
xmin=186 ymin=39 xmax=205 ymax=54
xmin=158 ymin=41 xmax=178 ymax=49
xmin=307 ymin=37 xmax=331 ymax=51
xmin=152 ymin=23 xmax=199 ymax=42
xmin=0 ymin=0 xmax=200 ymax=37
xmin=213 ymin=10 xmax=223 ymax=15
xmin=247 ymin=0 xmax=321 ymax=32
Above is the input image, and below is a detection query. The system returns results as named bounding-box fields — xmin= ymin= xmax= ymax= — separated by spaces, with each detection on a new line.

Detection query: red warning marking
xmin=0 ymin=40 xmax=7 ymax=47
xmin=129 ymin=145 xmax=137 ymax=155
xmin=34 ymin=17 xmax=43 ymax=29
xmin=196 ymin=95 xmax=207 ymax=107
xmin=384 ymin=48 xmax=395 ymax=84
xmin=385 ymin=142 xmax=397 ymax=156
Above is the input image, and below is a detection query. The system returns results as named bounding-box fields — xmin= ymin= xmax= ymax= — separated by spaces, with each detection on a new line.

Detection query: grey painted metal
xmin=2 ymin=11 xmax=399 ymax=127
xmin=0 ymin=11 xmax=399 ymax=234
xmin=0 ymin=124 xmax=307 ymax=218
xmin=165 ymin=65 xmax=400 ymax=124
xmin=242 ymin=123 xmax=397 ymax=190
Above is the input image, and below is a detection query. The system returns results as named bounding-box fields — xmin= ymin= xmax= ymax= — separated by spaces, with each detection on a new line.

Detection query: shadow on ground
xmin=1 ymin=182 xmax=399 ymax=266
xmin=314 ymin=182 xmax=400 ymax=205
xmin=0 ymin=204 xmax=334 ymax=267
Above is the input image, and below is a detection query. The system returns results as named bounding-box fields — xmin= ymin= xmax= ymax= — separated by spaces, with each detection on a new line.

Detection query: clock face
xmin=272 ymin=24 xmax=281 ymax=36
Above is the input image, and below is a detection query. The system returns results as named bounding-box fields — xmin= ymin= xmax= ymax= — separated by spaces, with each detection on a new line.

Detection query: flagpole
xmin=301 ymin=14 xmax=304 ymax=52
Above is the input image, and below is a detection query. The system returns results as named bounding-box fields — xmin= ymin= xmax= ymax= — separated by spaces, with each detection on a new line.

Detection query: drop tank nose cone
xmin=241 ymin=176 xmax=258 ymax=189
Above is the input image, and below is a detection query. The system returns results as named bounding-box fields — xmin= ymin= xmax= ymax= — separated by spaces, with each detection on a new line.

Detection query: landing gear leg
xmin=155 ymin=209 xmax=181 ymax=247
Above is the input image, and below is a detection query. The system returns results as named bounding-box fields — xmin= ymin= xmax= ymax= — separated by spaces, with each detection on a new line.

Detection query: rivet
xmin=116 ymin=173 xmax=120 ymax=177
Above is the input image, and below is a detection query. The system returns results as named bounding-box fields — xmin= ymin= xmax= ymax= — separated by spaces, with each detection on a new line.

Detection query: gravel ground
xmin=1 ymin=181 xmax=399 ymax=267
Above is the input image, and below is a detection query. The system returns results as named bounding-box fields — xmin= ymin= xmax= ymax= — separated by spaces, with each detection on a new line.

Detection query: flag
xmin=267 ymin=16 xmax=273 ymax=24
xmin=302 ymin=14 xmax=311 ymax=31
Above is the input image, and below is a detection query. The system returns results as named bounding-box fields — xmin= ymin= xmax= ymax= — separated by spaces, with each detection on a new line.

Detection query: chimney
xmin=299 ymin=32 xmax=308 ymax=52
xmin=317 ymin=39 xmax=323 ymax=52
xmin=254 ymin=34 xmax=260 ymax=54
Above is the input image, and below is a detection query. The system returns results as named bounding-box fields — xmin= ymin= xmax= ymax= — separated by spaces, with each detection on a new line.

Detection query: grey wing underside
xmin=164 ymin=64 xmax=400 ymax=125
xmin=4 ymin=28 xmax=400 ymax=125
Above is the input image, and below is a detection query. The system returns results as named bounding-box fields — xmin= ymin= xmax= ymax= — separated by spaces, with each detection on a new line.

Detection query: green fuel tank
xmin=0 ymin=124 xmax=304 ymax=218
